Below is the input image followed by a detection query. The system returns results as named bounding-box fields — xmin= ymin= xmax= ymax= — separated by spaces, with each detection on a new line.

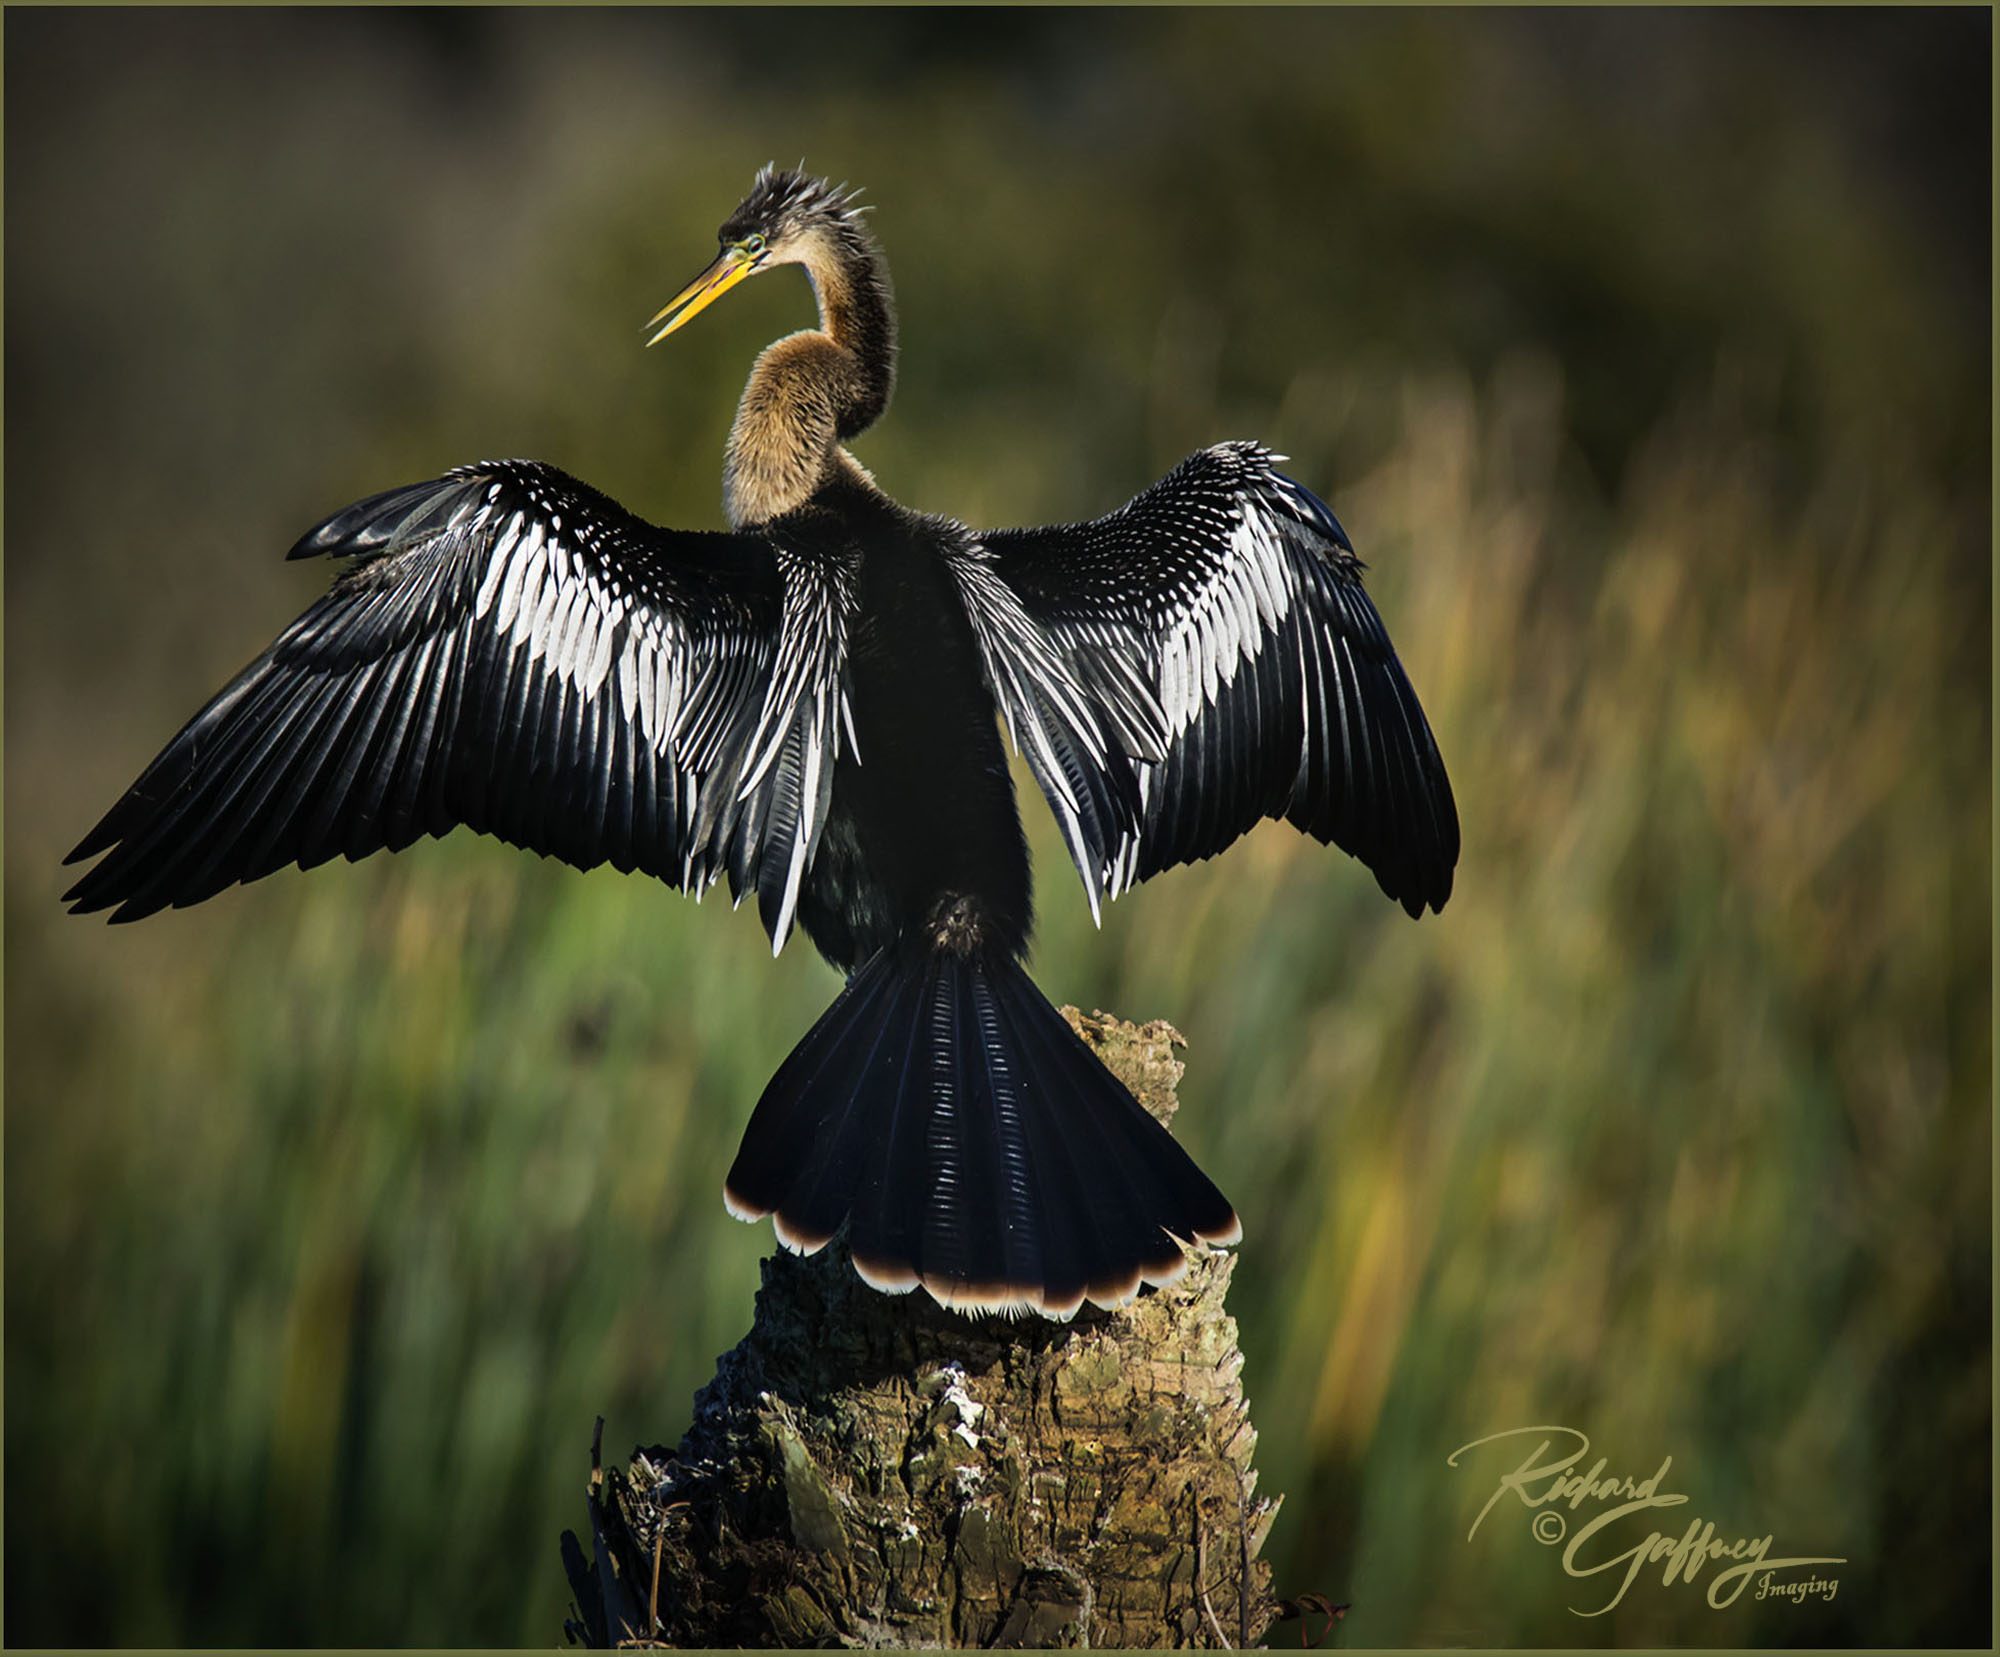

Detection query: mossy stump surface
xmin=562 ymin=1011 xmax=1280 ymax=1648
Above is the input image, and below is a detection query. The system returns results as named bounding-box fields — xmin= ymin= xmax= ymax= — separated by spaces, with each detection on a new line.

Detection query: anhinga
xmin=65 ymin=166 xmax=1459 ymax=1318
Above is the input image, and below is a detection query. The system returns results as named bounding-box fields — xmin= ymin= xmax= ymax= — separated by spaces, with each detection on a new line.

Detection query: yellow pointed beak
xmin=645 ymin=246 xmax=759 ymax=346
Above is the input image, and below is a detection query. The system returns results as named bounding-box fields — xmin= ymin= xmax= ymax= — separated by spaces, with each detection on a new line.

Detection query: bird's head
xmin=646 ymin=164 xmax=871 ymax=346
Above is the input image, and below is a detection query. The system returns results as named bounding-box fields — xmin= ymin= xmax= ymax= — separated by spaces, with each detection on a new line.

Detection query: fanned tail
xmin=724 ymin=941 xmax=1240 ymax=1318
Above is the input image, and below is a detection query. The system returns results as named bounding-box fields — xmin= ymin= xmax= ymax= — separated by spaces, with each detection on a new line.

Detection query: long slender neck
xmin=806 ymin=225 xmax=896 ymax=437
xmin=724 ymin=224 xmax=897 ymax=528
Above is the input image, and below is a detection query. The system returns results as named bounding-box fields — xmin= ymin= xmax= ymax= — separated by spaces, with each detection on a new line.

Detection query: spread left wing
xmin=965 ymin=442 xmax=1458 ymax=918
xmin=63 ymin=459 xmax=854 ymax=952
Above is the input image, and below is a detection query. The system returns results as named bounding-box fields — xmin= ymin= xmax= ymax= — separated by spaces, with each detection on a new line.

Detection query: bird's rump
xmin=63 ymin=460 xmax=855 ymax=942
xmin=969 ymin=442 xmax=1460 ymax=918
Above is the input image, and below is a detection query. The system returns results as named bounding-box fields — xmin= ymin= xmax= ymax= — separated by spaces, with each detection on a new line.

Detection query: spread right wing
xmin=966 ymin=442 xmax=1458 ymax=920
xmin=64 ymin=459 xmax=855 ymax=952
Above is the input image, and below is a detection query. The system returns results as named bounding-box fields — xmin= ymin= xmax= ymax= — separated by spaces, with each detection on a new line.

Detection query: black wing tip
xmin=64 ymin=892 xmax=151 ymax=925
xmin=60 ymin=861 xmax=107 ymax=908
xmin=1400 ymin=886 xmax=1450 ymax=920
xmin=1384 ymin=854 xmax=1456 ymax=919
xmin=66 ymin=803 xmax=132 ymax=865
xmin=286 ymin=491 xmax=392 ymax=561
xmin=62 ymin=862 xmax=157 ymax=923
xmin=1384 ymin=840 xmax=1464 ymax=920
xmin=285 ymin=471 xmax=493 ymax=562
xmin=285 ymin=530 xmax=337 ymax=562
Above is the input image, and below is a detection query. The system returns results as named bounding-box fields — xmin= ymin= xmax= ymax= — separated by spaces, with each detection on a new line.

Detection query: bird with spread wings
xmin=67 ymin=165 xmax=1457 ymax=1319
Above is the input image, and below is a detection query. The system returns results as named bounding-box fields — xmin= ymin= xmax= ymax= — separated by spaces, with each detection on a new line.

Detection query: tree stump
xmin=561 ymin=1011 xmax=1281 ymax=1648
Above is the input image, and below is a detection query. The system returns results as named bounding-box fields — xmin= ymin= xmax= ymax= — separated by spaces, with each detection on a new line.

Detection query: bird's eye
xmin=741 ymin=232 xmax=767 ymax=258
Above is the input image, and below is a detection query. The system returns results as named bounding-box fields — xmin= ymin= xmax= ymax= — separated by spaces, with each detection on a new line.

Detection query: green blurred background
xmin=5 ymin=8 xmax=1989 ymax=1647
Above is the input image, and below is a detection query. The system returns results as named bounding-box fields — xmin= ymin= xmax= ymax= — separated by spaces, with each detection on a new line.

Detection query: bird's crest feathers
xmin=721 ymin=164 xmax=870 ymax=246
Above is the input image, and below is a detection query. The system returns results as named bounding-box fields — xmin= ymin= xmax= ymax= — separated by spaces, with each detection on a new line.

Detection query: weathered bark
xmin=562 ymin=1011 xmax=1281 ymax=1648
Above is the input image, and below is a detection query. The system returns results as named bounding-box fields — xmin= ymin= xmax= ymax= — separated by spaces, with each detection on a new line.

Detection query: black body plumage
xmin=64 ymin=166 xmax=1458 ymax=1318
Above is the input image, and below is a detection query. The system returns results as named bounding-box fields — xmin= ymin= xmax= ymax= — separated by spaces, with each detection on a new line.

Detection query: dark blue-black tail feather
xmin=724 ymin=941 xmax=1237 ymax=1317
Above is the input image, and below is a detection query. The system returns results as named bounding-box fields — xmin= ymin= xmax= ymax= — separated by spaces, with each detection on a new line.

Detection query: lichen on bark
xmin=562 ymin=1011 xmax=1280 ymax=1649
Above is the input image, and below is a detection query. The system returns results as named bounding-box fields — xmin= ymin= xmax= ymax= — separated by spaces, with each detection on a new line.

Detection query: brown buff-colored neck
xmin=724 ymin=221 xmax=897 ymax=528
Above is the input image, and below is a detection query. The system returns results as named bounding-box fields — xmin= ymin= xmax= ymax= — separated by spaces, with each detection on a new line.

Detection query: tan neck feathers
xmin=723 ymin=223 xmax=896 ymax=528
